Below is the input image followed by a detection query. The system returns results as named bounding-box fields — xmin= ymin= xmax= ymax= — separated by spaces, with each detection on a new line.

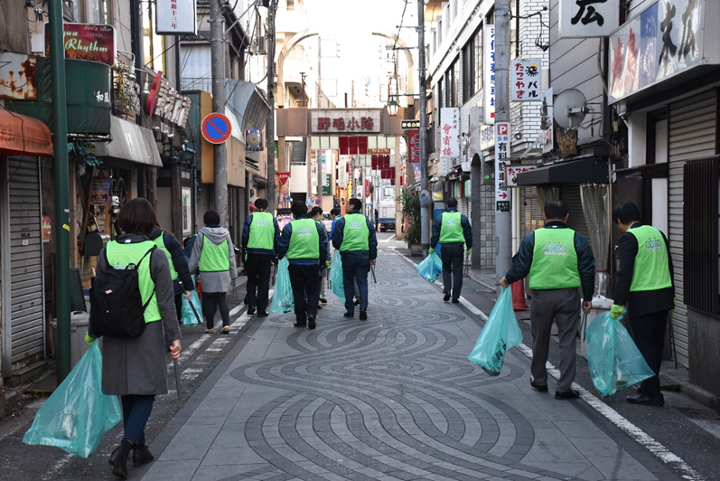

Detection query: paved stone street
xmin=135 ymin=246 xmax=686 ymax=481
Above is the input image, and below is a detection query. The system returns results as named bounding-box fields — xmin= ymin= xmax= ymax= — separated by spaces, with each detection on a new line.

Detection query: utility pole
xmin=417 ymin=0 xmax=430 ymax=257
xmin=266 ymin=0 xmax=277 ymax=213
xmin=48 ymin=0 xmax=71 ymax=382
xmin=495 ymin=0 xmax=512 ymax=281
xmin=211 ymin=0 xmax=228 ymax=224
xmin=316 ymin=36 xmax=323 ymax=206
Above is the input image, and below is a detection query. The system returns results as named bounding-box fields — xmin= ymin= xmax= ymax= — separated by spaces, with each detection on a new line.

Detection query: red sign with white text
xmin=277 ymin=172 xmax=290 ymax=185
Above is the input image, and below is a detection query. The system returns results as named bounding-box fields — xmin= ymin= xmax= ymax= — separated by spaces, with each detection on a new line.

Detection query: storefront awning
xmin=0 ymin=110 xmax=53 ymax=157
xmin=225 ymin=80 xmax=271 ymax=131
xmin=516 ymin=156 xmax=609 ymax=186
xmin=94 ymin=116 xmax=163 ymax=167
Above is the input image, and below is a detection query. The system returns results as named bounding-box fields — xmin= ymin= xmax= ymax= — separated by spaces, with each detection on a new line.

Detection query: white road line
xmin=397 ymin=251 xmax=704 ymax=481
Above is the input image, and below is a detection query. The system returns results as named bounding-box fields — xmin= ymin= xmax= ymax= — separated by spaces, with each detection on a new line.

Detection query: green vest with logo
xmin=153 ymin=234 xmax=178 ymax=281
xmin=628 ymin=225 xmax=673 ymax=292
xmin=340 ymin=213 xmax=370 ymax=251
xmin=105 ymin=240 xmax=161 ymax=323
xmin=287 ymin=218 xmax=320 ymax=259
xmin=247 ymin=212 xmax=275 ymax=250
xmin=199 ymin=236 xmax=230 ymax=272
xmin=529 ymin=228 xmax=581 ymax=290
xmin=439 ymin=211 xmax=465 ymax=244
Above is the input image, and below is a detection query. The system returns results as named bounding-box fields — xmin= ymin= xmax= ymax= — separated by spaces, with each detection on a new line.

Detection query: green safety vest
xmin=153 ymin=233 xmax=178 ymax=281
xmin=340 ymin=213 xmax=370 ymax=251
xmin=628 ymin=225 xmax=673 ymax=292
xmin=439 ymin=211 xmax=465 ymax=244
xmin=247 ymin=212 xmax=275 ymax=250
xmin=287 ymin=218 xmax=320 ymax=259
xmin=529 ymin=228 xmax=581 ymax=290
xmin=199 ymin=236 xmax=230 ymax=272
xmin=105 ymin=240 xmax=161 ymax=323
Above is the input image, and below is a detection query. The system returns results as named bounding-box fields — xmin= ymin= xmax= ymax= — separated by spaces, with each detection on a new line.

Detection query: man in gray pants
xmin=500 ymin=200 xmax=595 ymax=399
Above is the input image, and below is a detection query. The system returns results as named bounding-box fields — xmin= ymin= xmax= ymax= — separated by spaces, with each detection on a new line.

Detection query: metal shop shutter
xmin=197 ymin=184 xmax=214 ymax=227
xmin=668 ymin=89 xmax=717 ymax=368
xmin=560 ymin=184 xmax=591 ymax=252
xmin=8 ymin=157 xmax=45 ymax=366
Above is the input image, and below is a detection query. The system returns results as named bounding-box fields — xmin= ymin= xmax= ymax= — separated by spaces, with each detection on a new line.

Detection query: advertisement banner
xmin=511 ymin=60 xmax=542 ymax=101
xmin=156 ymin=0 xmax=197 ymax=35
xmin=90 ymin=178 xmax=112 ymax=206
xmin=440 ymin=108 xmax=459 ymax=177
xmin=46 ymin=23 xmax=116 ymax=66
xmin=559 ymin=0 xmax=620 ymax=39
xmin=311 ymin=109 xmax=381 ymax=134
xmin=495 ymin=122 xmax=510 ymax=211
xmin=483 ymin=26 xmax=496 ymax=124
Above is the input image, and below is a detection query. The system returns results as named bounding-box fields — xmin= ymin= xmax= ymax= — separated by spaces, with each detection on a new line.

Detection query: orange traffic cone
xmin=511 ymin=281 xmax=529 ymax=311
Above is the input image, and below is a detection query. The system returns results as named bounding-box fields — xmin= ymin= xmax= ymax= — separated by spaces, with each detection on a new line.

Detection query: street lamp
xmin=386 ymin=99 xmax=400 ymax=116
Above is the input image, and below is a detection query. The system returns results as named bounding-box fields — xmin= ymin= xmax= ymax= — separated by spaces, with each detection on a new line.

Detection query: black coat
xmin=150 ymin=227 xmax=194 ymax=294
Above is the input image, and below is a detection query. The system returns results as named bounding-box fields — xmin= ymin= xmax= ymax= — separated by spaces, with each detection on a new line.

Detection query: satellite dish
xmin=553 ymin=89 xmax=587 ymax=129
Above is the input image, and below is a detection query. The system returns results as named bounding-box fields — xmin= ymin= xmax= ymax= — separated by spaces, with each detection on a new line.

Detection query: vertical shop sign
xmin=440 ymin=108 xmax=459 ymax=176
xmin=511 ymin=60 xmax=542 ymax=101
xmin=483 ymin=26 xmax=496 ymax=124
xmin=495 ymin=122 xmax=510 ymax=211
xmin=156 ymin=0 xmax=197 ymax=35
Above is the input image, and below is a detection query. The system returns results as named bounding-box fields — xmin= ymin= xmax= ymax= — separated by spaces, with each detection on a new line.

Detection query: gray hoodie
xmin=188 ymin=226 xmax=238 ymax=293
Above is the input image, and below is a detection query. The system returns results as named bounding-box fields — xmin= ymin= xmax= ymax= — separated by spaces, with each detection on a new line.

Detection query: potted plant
xmin=401 ymin=188 xmax=421 ymax=253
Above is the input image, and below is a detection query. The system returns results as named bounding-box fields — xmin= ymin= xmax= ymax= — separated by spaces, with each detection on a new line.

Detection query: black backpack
xmin=90 ymin=246 xmax=156 ymax=338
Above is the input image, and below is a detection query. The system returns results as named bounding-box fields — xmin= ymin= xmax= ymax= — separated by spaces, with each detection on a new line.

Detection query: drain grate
xmin=674 ymin=406 xmax=720 ymax=421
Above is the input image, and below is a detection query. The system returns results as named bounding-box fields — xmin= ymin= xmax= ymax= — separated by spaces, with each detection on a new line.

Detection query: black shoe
xmin=344 ymin=311 xmax=354 ymax=318
xmin=555 ymin=389 xmax=580 ymax=400
xmin=308 ymin=315 xmax=316 ymax=329
xmin=317 ymin=304 xmax=323 ymax=309
xmin=108 ymin=440 xmax=133 ymax=479
xmin=248 ymin=306 xmax=256 ymax=315
xmin=359 ymin=310 xmax=367 ymax=320
xmin=319 ymin=297 xmax=328 ymax=304
xmin=443 ymin=293 xmax=451 ymax=302
xmin=530 ymin=380 xmax=548 ymax=393
xmin=354 ymin=298 xmax=360 ymax=306
xmin=293 ymin=322 xmax=306 ymax=328
xmin=452 ymin=298 xmax=460 ymax=304
xmin=132 ymin=444 xmax=154 ymax=467
xmin=257 ymin=312 xmax=269 ymax=318
xmin=626 ymin=393 xmax=664 ymax=407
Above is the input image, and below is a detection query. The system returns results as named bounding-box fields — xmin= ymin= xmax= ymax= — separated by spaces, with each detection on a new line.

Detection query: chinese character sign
xmin=156 ymin=0 xmax=197 ymax=35
xmin=559 ymin=0 xmax=619 ymax=38
xmin=483 ymin=26 xmax=496 ymax=124
xmin=511 ymin=60 xmax=542 ymax=101
xmin=480 ymin=124 xmax=495 ymax=151
xmin=311 ymin=110 xmax=381 ymax=134
xmin=408 ymin=129 xmax=420 ymax=164
xmin=495 ymin=122 xmax=510 ymax=206
xmin=440 ymin=108 xmax=460 ymax=177
xmin=505 ymin=165 xmax=538 ymax=187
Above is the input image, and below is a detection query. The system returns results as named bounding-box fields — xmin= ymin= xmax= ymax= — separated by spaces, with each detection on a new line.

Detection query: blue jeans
xmin=121 ymin=394 xmax=155 ymax=445
xmin=342 ymin=255 xmax=369 ymax=312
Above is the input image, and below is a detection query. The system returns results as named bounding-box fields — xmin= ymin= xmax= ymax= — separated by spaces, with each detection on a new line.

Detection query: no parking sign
xmin=201 ymin=113 xmax=232 ymax=144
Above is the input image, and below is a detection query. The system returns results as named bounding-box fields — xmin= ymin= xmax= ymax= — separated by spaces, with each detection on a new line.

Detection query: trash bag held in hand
xmin=330 ymin=250 xmax=345 ymax=300
xmin=586 ymin=312 xmax=655 ymax=397
xmin=467 ymin=287 xmax=523 ymax=376
xmin=181 ymin=275 xmax=201 ymax=326
xmin=269 ymin=257 xmax=294 ymax=313
xmin=23 ymin=342 xmax=122 ymax=458
xmin=417 ymin=252 xmax=443 ymax=283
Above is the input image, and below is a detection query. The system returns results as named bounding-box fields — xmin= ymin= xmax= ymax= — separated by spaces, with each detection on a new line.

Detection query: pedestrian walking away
xmin=276 ymin=201 xmax=328 ymax=329
xmin=430 ymin=197 xmax=473 ymax=303
xmin=241 ymin=198 xmax=280 ymax=318
xmin=310 ymin=206 xmax=331 ymax=307
xmin=189 ymin=210 xmax=238 ymax=335
xmin=332 ymin=197 xmax=378 ymax=320
xmin=611 ymin=201 xmax=674 ymax=407
xmin=148 ymin=224 xmax=195 ymax=323
xmin=500 ymin=199 xmax=595 ymax=400
xmin=86 ymin=198 xmax=182 ymax=479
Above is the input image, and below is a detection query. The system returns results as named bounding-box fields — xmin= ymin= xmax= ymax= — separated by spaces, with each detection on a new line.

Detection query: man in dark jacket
xmin=500 ymin=200 xmax=594 ymax=400
xmin=332 ymin=198 xmax=378 ymax=320
xmin=611 ymin=202 xmax=674 ymax=407
xmin=276 ymin=202 xmax=328 ymax=329
xmin=241 ymin=198 xmax=280 ymax=317
xmin=149 ymin=226 xmax=194 ymax=322
xmin=430 ymin=198 xmax=472 ymax=303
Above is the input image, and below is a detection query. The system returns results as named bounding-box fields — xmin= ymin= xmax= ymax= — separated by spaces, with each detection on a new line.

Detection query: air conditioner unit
xmin=254 ymin=36 xmax=267 ymax=55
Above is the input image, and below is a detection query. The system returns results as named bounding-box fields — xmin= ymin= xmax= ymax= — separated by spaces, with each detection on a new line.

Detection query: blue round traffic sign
xmin=201 ymin=113 xmax=232 ymax=144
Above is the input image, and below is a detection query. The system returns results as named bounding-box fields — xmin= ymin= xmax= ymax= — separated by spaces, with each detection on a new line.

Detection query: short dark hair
xmin=330 ymin=208 xmax=338 ymax=216
xmin=446 ymin=198 xmax=458 ymax=209
xmin=204 ymin=210 xmax=220 ymax=225
xmin=347 ymin=198 xmax=362 ymax=211
xmin=543 ymin=200 xmax=569 ymax=220
xmin=117 ymin=198 xmax=157 ymax=236
xmin=254 ymin=198 xmax=268 ymax=210
xmin=612 ymin=202 xmax=641 ymax=225
xmin=291 ymin=201 xmax=307 ymax=218
xmin=309 ymin=206 xmax=323 ymax=217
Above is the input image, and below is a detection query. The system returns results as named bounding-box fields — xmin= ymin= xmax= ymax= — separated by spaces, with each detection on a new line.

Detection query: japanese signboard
xmin=337 ymin=157 xmax=348 ymax=188
xmin=277 ymin=172 xmax=290 ymax=185
xmin=156 ymin=0 xmax=197 ymax=35
xmin=145 ymin=72 xmax=191 ymax=127
xmin=440 ymin=108 xmax=459 ymax=177
xmin=511 ymin=60 xmax=542 ymax=101
xmin=608 ymin=0 xmax=702 ymax=104
xmin=559 ymin=0 xmax=620 ymax=38
xmin=483 ymin=26 xmax=496 ymax=124
xmin=542 ymin=88 xmax=554 ymax=154
xmin=311 ymin=109 xmax=381 ymax=134
xmin=480 ymin=123 xmax=494 ymax=151
xmin=505 ymin=165 xmax=538 ymax=187
xmin=45 ymin=23 xmax=116 ymax=66
xmin=408 ymin=129 xmax=420 ymax=164
xmin=401 ymin=119 xmax=421 ymax=129
xmin=245 ymin=129 xmax=263 ymax=151
xmin=495 ymin=122 xmax=510 ymax=210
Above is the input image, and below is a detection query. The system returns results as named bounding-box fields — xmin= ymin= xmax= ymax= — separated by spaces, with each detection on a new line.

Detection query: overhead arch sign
xmin=201 ymin=113 xmax=232 ymax=144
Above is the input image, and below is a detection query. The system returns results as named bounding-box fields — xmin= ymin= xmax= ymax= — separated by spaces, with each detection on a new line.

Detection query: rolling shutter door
xmin=197 ymin=184 xmax=214 ymax=227
xmin=560 ymin=184 xmax=591 ymax=251
xmin=668 ymin=90 xmax=716 ymax=368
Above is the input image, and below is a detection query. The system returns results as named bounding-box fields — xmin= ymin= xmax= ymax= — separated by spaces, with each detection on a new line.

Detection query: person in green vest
xmin=430 ymin=198 xmax=473 ymax=303
xmin=276 ymin=202 xmax=329 ymax=329
xmin=241 ymin=198 xmax=280 ymax=317
xmin=611 ymin=201 xmax=674 ymax=407
xmin=310 ymin=206 xmax=331 ymax=306
xmin=500 ymin=200 xmax=595 ymax=400
xmin=148 ymin=224 xmax=194 ymax=323
xmin=90 ymin=198 xmax=181 ymax=478
xmin=189 ymin=210 xmax=238 ymax=335
xmin=331 ymin=198 xmax=378 ymax=320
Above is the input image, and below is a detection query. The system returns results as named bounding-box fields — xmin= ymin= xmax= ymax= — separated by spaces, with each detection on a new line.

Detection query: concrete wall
xmin=688 ymin=310 xmax=720 ymax=398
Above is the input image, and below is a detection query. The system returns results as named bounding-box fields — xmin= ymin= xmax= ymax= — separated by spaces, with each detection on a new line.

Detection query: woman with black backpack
xmin=87 ymin=198 xmax=182 ymax=479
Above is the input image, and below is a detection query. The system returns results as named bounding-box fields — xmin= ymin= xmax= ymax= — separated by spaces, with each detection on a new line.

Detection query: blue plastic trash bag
xmin=586 ymin=312 xmax=655 ymax=397
xmin=417 ymin=252 xmax=443 ymax=283
xmin=181 ymin=275 xmax=201 ymax=326
xmin=330 ymin=250 xmax=345 ymax=299
xmin=269 ymin=257 xmax=294 ymax=313
xmin=467 ymin=287 xmax=523 ymax=376
xmin=23 ymin=342 xmax=121 ymax=458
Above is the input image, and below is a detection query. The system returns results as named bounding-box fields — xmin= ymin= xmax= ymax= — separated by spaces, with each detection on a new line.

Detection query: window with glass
xmin=71 ymin=0 xmax=112 ymax=24
xmin=287 ymin=0 xmax=295 ymax=11
xmin=141 ymin=0 xmax=165 ymax=72
xmin=462 ymin=26 xmax=482 ymax=101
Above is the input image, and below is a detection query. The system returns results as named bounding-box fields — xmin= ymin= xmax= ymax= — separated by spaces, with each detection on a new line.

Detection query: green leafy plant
xmin=401 ymin=188 xmax=421 ymax=247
